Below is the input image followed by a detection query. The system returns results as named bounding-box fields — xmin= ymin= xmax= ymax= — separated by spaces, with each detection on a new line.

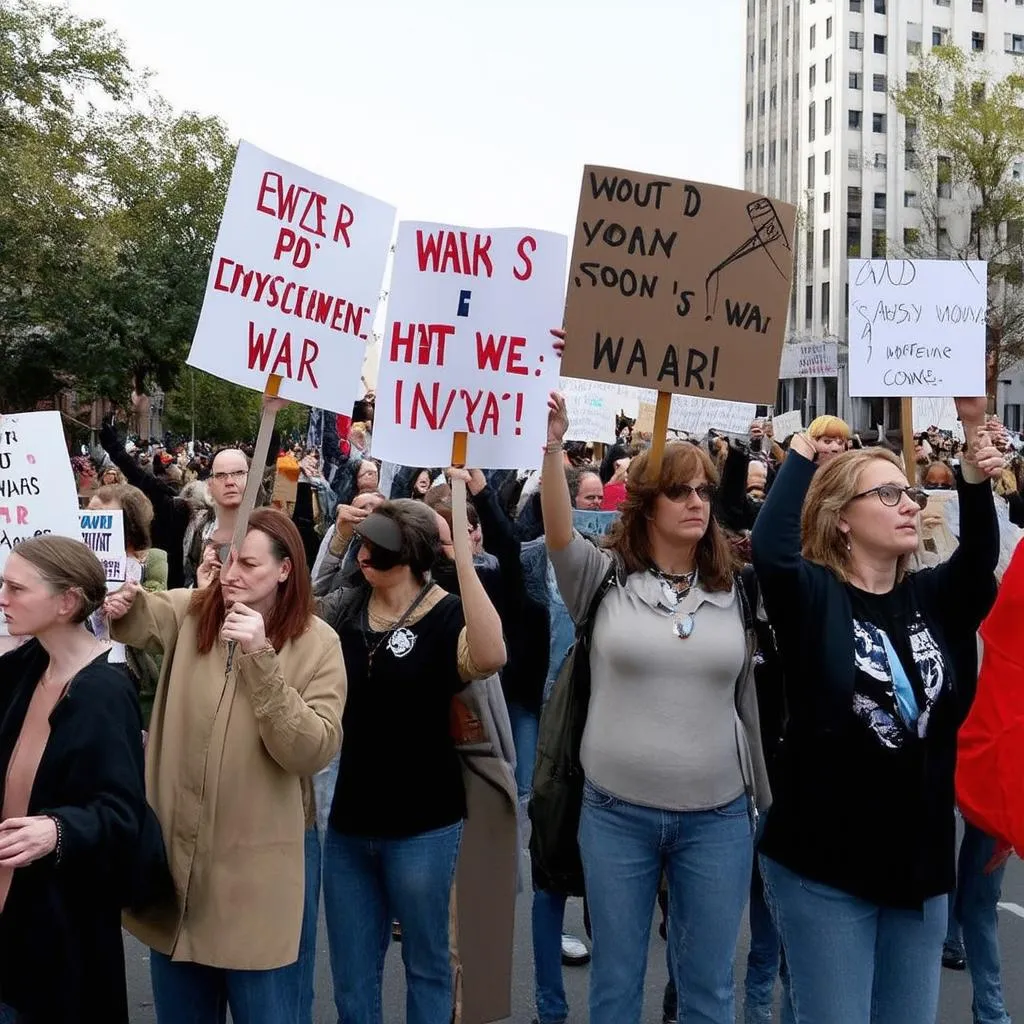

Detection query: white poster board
xmin=779 ymin=341 xmax=838 ymax=378
xmin=912 ymin=396 xmax=965 ymax=439
xmin=373 ymin=222 xmax=568 ymax=469
xmin=79 ymin=509 xmax=127 ymax=584
xmin=771 ymin=408 xmax=804 ymax=439
xmin=848 ymin=259 xmax=987 ymax=397
xmin=668 ymin=396 xmax=757 ymax=436
xmin=559 ymin=378 xmax=619 ymax=445
xmin=188 ymin=141 xmax=396 ymax=415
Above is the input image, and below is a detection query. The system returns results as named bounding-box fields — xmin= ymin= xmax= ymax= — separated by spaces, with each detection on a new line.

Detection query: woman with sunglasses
xmin=751 ymin=398 xmax=1004 ymax=1024
xmin=541 ymin=390 xmax=769 ymax=1024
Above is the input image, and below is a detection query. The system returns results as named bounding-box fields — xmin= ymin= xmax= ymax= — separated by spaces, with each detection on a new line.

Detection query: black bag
xmin=528 ymin=561 xmax=618 ymax=896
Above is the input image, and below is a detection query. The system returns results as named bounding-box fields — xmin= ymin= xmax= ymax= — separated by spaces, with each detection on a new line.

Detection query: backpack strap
xmin=579 ymin=557 xmax=621 ymax=651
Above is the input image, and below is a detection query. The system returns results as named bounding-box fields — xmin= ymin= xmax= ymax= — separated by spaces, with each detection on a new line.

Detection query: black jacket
xmin=752 ymin=453 xmax=998 ymax=909
xmin=0 ymin=642 xmax=147 ymax=1022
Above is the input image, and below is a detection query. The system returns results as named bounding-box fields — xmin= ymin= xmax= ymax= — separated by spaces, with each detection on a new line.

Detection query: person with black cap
xmin=316 ymin=494 xmax=507 ymax=1024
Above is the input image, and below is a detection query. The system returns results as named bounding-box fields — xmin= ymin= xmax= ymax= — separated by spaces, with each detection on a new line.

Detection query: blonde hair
xmin=995 ymin=467 xmax=1018 ymax=498
xmin=801 ymin=447 xmax=911 ymax=583
xmin=11 ymin=535 xmax=107 ymax=624
xmin=807 ymin=415 xmax=852 ymax=442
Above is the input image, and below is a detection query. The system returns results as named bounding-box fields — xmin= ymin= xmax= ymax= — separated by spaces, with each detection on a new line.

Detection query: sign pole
xmin=900 ymin=396 xmax=916 ymax=485
xmin=645 ymin=391 xmax=672 ymax=481
xmin=230 ymin=373 xmax=283 ymax=552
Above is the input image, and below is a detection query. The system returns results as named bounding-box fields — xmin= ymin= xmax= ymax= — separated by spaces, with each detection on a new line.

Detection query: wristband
xmin=544 ymin=441 xmax=563 ymax=455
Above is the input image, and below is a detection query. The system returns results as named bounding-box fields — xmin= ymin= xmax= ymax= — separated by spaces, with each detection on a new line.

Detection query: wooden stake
xmin=900 ymin=396 xmax=916 ymax=484
xmin=593 ymin=442 xmax=605 ymax=461
xmin=645 ymin=391 xmax=673 ymax=481
xmin=451 ymin=430 xmax=468 ymax=469
xmin=230 ymin=374 xmax=283 ymax=552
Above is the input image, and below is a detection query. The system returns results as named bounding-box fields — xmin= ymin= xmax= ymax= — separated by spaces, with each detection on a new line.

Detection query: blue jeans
xmin=532 ymin=888 xmax=569 ymax=1023
xmin=745 ymin=856 xmax=796 ymax=1024
xmin=278 ymin=826 xmax=321 ymax=1024
xmin=322 ymin=821 xmax=463 ymax=1024
xmin=150 ymin=949 xmax=299 ymax=1024
xmin=760 ymin=855 xmax=947 ymax=1024
xmin=0 ymin=1005 xmax=19 ymax=1024
xmin=944 ymin=822 xmax=1011 ymax=1024
xmin=578 ymin=781 xmax=754 ymax=1024
xmin=507 ymin=700 xmax=539 ymax=805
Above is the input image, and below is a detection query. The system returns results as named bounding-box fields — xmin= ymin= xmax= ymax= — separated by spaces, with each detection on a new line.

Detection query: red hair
xmin=189 ymin=508 xmax=315 ymax=655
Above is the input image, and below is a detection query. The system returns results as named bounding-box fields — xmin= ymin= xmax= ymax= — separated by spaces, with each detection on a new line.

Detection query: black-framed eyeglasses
xmin=851 ymin=484 xmax=929 ymax=510
xmin=211 ymin=469 xmax=247 ymax=483
xmin=663 ymin=483 xmax=717 ymax=504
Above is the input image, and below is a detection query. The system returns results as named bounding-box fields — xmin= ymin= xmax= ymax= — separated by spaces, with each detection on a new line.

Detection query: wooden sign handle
xmin=230 ymin=374 xmax=283 ymax=552
xmin=450 ymin=431 xmax=468 ymax=469
xmin=900 ymin=396 xmax=916 ymax=485
xmin=645 ymin=391 xmax=672 ymax=481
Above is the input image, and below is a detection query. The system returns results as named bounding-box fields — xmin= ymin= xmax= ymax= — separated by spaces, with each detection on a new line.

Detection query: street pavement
xmin=125 ymin=856 xmax=1024 ymax=1022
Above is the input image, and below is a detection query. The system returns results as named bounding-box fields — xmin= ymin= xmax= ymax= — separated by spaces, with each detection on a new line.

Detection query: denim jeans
xmin=322 ymin=821 xmax=463 ymax=1024
xmin=150 ymin=949 xmax=299 ymax=1024
xmin=760 ymin=855 xmax=947 ymax=1024
xmin=507 ymin=700 xmax=539 ymax=805
xmin=944 ymin=822 xmax=1011 ymax=1024
xmin=313 ymin=753 xmax=340 ymax=840
xmin=745 ymin=857 xmax=795 ymax=1024
xmin=578 ymin=781 xmax=754 ymax=1024
xmin=278 ymin=826 xmax=321 ymax=1024
xmin=532 ymin=888 xmax=569 ymax=1024
xmin=0 ymin=1005 xmax=19 ymax=1024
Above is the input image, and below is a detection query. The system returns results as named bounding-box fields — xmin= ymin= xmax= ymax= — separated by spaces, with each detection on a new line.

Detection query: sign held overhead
xmin=560 ymin=166 xmax=797 ymax=405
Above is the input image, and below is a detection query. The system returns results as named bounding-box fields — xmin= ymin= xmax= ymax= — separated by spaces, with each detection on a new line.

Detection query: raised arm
xmin=541 ymin=391 xmax=574 ymax=552
xmin=99 ymin=420 xmax=180 ymax=521
xmin=464 ymin=468 xmax=525 ymax=595
xmin=106 ymin=585 xmax=190 ymax=656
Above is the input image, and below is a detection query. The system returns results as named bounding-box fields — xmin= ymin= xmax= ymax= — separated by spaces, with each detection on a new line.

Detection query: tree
xmin=891 ymin=46 xmax=1024 ymax=399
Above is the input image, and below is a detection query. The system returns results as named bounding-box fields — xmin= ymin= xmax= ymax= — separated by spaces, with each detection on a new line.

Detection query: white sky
xmin=65 ymin=0 xmax=745 ymax=239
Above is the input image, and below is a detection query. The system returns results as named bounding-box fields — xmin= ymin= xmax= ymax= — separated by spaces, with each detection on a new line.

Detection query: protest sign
xmin=560 ymin=166 xmax=797 ymax=405
xmin=188 ymin=141 xmax=396 ymax=415
xmin=373 ymin=222 xmax=568 ymax=469
xmin=778 ymin=341 xmax=838 ymax=378
xmin=636 ymin=395 xmax=755 ymax=437
xmin=913 ymin=396 xmax=964 ymax=439
xmin=770 ymin=408 xmax=804 ymax=439
xmin=848 ymin=259 xmax=987 ymax=397
xmin=572 ymin=509 xmax=618 ymax=537
xmin=79 ymin=509 xmax=127 ymax=584
xmin=560 ymin=378 xmax=619 ymax=444
xmin=920 ymin=490 xmax=959 ymax=563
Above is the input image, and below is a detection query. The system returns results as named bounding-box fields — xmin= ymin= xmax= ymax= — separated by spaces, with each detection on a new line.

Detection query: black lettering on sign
xmin=592 ymin=333 xmax=648 ymax=378
xmin=581 ymin=220 xmax=677 ymax=258
xmin=589 ymin=173 xmax=673 ymax=209
xmin=724 ymin=300 xmax=772 ymax=334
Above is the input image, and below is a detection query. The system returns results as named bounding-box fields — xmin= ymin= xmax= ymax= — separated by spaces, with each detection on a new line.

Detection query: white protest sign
xmin=79 ymin=508 xmax=127 ymax=584
xmin=913 ymin=396 xmax=965 ymax=439
xmin=187 ymin=141 xmax=396 ymax=414
xmin=771 ymin=408 xmax=804 ymax=438
xmin=667 ymin=396 xmax=757 ymax=436
xmin=779 ymin=341 xmax=838 ymax=378
xmin=373 ymin=222 xmax=568 ymax=469
xmin=559 ymin=378 xmax=619 ymax=444
xmin=848 ymin=259 xmax=987 ymax=397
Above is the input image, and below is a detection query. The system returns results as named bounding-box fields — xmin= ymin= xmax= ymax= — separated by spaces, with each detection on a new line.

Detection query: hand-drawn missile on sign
xmin=704 ymin=198 xmax=792 ymax=321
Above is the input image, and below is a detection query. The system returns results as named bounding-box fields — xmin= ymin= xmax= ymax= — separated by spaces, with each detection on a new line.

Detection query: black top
xmin=751 ymin=453 xmax=998 ymax=910
xmin=329 ymin=590 xmax=469 ymax=838
xmin=0 ymin=641 xmax=147 ymax=1022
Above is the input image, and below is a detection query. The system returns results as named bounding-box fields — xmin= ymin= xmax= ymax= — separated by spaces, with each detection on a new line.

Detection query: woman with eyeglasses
xmin=751 ymin=397 xmax=1004 ymax=1024
xmin=541 ymin=383 xmax=769 ymax=1024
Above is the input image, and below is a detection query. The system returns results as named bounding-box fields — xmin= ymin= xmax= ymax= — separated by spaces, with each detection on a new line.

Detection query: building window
xmin=873 ymin=74 xmax=887 ymax=92
xmin=873 ymin=112 xmax=887 ymax=133
xmin=907 ymin=22 xmax=923 ymax=54
xmin=745 ymin=150 xmax=753 ymax=170
xmin=824 ymin=191 xmax=832 ymax=212
xmin=874 ymin=152 xmax=888 ymax=169
xmin=825 ymin=150 xmax=832 ymax=174
xmin=874 ymin=34 xmax=887 ymax=54
xmin=825 ymin=56 xmax=832 ymax=82
xmin=806 ymin=229 xmax=814 ymax=271
xmin=822 ymin=229 xmax=831 ymax=268
xmin=933 ymin=27 xmax=948 ymax=47
xmin=850 ymin=31 xmax=864 ymax=50
xmin=850 ymin=0 xmax=862 ymax=10
xmin=849 ymin=148 xmax=862 ymax=169
xmin=972 ymin=0 xmax=984 ymax=11
xmin=810 ymin=24 xmax=816 ymax=48
xmin=826 ymin=16 xmax=833 ymax=38
xmin=821 ymin=281 xmax=831 ymax=324
xmin=875 ymin=0 xmax=886 ymax=10
xmin=1004 ymin=404 xmax=1022 ymax=432
xmin=874 ymin=192 xmax=887 ymax=210
xmin=872 ymin=229 xmax=887 ymax=257
xmin=805 ymin=285 xmax=813 ymax=328
xmin=825 ymin=97 xmax=832 ymax=134
xmin=759 ymin=92 xmax=766 ymax=114
xmin=809 ymin=64 xmax=817 ymax=89
xmin=1006 ymin=34 xmax=1024 ymax=55
xmin=770 ymin=141 xmax=777 ymax=164
xmin=849 ymin=109 xmax=863 ymax=129
xmin=904 ymin=190 xmax=918 ymax=207
xmin=808 ymin=154 xmax=816 ymax=188
xmin=745 ymin=100 xmax=753 ymax=122
xmin=850 ymin=71 xmax=863 ymax=89
xmin=972 ymin=32 xmax=985 ymax=52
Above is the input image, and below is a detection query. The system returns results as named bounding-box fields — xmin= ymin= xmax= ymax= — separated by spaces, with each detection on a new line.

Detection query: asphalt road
xmin=125 ymin=856 xmax=1024 ymax=1023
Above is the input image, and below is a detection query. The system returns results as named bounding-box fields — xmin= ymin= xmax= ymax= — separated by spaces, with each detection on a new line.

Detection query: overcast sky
xmin=66 ymin=0 xmax=745 ymax=239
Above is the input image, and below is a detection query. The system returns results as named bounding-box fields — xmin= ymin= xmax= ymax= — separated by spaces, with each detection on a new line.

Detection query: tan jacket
xmin=112 ymin=589 xmax=346 ymax=970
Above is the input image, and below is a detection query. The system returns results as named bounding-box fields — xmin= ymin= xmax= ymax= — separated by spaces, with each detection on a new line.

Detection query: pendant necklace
xmin=649 ymin=566 xmax=699 ymax=639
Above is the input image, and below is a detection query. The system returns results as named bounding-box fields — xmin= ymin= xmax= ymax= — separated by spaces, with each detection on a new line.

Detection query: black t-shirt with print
xmin=330 ymin=593 xmax=468 ymax=839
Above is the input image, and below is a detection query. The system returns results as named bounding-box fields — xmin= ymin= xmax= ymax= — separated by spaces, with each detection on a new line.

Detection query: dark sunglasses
xmin=851 ymin=484 xmax=928 ymax=510
xmin=663 ymin=483 xmax=717 ymax=503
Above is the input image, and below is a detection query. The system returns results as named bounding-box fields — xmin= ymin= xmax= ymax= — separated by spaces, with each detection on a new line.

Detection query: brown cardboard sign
xmin=561 ymin=166 xmax=797 ymax=404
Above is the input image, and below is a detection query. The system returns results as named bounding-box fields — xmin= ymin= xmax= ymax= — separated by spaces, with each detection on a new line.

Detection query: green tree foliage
xmin=891 ymin=46 xmax=1024 ymax=393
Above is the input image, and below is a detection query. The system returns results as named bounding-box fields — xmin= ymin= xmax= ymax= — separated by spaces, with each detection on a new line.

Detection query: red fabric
xmin=600 ymin=482 xmax=627 ymax=511
xmin=956 ymin=541 xmax=1024 ymax=855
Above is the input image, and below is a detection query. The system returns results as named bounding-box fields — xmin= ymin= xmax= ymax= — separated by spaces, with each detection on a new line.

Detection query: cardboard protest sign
xmin=79 ymin=509 xmax=127 ymax=584
xmin=188 ymin=141 xmax=396 ymax=414
xmin=559 ymin=378 xmax=619 ymax=445
xmin=560 ymin=166 xmax=797 ymax=404
xmin=771 ymin=408 xmax=804 ymax=439
xmin=373 ymin=222 xmax=568 ymax=469
xmin=779 ymin=341 xmax=838 ymax=378
xmin=848 ymin=260 xmax=987 ymax=397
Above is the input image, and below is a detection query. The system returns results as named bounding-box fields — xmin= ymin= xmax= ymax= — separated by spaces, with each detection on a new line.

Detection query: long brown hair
xmin=189 ymin=508 xmax=315 ymax=654
xmin=604 ymin=441 xmax=737 ymax=592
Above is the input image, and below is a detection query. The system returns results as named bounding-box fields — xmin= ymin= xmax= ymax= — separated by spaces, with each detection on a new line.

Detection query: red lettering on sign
xmin=415 ymin=231 xmax=494 ymax=278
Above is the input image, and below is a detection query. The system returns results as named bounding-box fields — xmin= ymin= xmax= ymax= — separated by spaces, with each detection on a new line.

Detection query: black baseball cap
xmin=353 ymin=512 xmax=403 ymax=553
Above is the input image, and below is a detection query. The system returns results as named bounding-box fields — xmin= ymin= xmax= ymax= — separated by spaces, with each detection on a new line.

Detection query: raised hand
xmin=103 ymin=581 xmax=140 ymax=621
xmin=221 ymin=602 xmax=268 ymax=654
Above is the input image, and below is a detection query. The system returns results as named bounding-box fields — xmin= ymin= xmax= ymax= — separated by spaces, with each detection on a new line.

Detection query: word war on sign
xmin=561 ymin=166 xmax=797 ymax=406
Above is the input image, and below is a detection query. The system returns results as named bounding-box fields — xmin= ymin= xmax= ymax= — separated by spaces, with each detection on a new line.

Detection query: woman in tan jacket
xmin=105 ymin=507 xmax=346 ymax=1024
